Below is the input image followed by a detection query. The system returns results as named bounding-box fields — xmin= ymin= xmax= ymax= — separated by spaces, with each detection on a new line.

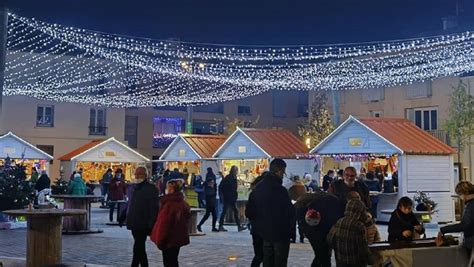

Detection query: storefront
xmin=158 ymin=134 xmax=227 ymax=184
xmin=58 ymin=137 xmax=149 ymax=183
xmin=310 ymin=116 xmax=456 ymax=223
xmin=0 ymin=132 xmax=53 ymax=177
xmin=213 ymin=128 xmax=315 ymax=198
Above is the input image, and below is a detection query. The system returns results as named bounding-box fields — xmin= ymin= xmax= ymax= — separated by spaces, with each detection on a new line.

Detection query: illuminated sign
xmin=179 ymin=149 xmax=186 ymax=157
xmin=238 ymin=146 xmax=247 ymax=153
xmin=349 ymin=138 xmax=363 ymax=147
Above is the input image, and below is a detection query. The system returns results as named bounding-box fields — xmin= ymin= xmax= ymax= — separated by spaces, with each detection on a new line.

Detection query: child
xmin=365 ymin=212 xmax=381 ymax=244
xmin=388 ymin=197 xmax=424 ymax=242
xmin=347 ymin=191 xmax=362 ymax=201
xmin=327 ymin=200 xmax=371 ymax=267
xmin=151 ymin=179 xmax=191 ymax=267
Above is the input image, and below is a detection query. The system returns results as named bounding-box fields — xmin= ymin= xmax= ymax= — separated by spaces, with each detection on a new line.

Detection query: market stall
xmin=0 ymin=132 xmax=53 ymax=177
xmin=310 ymin=116 xmax=456 ymax=223
xmin=213 ymin=127 xmax=315 ymax=195
xmin=158 ymin=134 xmax=227 ymax=182
xmin=58 ymin=137 xmax=149 ymax=183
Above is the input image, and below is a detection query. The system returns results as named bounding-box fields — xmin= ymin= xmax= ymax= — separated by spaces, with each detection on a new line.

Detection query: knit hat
xmin=305 ymin=208 xmax=321 ymax=226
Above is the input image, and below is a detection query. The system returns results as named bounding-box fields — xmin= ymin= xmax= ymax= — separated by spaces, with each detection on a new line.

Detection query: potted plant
xmin=413 ymin=191 xmax=438 ymax=212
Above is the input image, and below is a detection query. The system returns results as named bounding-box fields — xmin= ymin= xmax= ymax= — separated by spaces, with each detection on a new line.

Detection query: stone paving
xmin=0 ymin=203 xmax=443 ymax=266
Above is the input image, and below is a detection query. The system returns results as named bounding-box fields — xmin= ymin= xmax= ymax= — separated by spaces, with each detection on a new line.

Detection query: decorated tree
xmin=0 ymin=159 xmax=35 ymax=211
xmin=51 ymin=177 xmax=69 ymax=195
xmin=444 ymin=81 xmax=474 ymax=180
xmin=298 ymin=91 xmax=334 ymax=148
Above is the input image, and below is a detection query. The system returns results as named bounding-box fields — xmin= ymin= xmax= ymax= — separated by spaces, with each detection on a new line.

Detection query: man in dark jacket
xmin=246 ymin=173 xmax=267 ymax=267
xmin=296 ymin=192 xmax=344 ymax=267
xmin=126 ymin=167 xmax=159 ymax=267
xmin=246 ymin=159 xmax=295 ymax=267
xmin=35 ymin=171 xmax=51 ymax=193
xmin=329 ymin=166 xmax=371 ymax=209
xmin=197 ymin=168 xmax=218 ymax=232
xmin=218 ymin=165 xmax=245 ymax=231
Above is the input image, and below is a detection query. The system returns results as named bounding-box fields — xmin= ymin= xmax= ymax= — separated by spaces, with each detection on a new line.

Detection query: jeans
xmin=131 ymin=230 xmax=148 ymax=267
xmin=262 ymin=240 xmax=290 ymax=267
xmin=162 ymin=247 xmax=180 ymax=267
xmin=198 ymin=197 xmax=217 ymax=229
xmin=219 ymin=202 xmax=241 ymax=226
xmin=198 ymin=192 xmax=206 ymax=208
xmin=251 ymin=234 xmax=264 ymax=267
xmin=308 ymin=234 xmax=331 ymax=267
xmin=216 ymin=198 xmax=224 ymax=219
xmin=109 ymin=202 xmax=122 ymax=222
xmin=100 ymin=183 xmax=109 ymax=206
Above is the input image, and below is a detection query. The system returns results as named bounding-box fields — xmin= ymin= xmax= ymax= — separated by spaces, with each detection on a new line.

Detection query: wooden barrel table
xmin=52 ymin=195 xmax=103 ymax=234
xmin=224 ymin=199 xmax=247 ymax=225
xmin=3 ymin=208 xmax=86 ymax=267
xmin=189 ymin=208 xmax=205 ymax=236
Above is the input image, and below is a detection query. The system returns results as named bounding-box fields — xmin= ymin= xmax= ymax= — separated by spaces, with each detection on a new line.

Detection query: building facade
xmin=313 ymin=75 xmax=474 ymax=181
xmin=0 ymin=90 xmax=308 ymax=179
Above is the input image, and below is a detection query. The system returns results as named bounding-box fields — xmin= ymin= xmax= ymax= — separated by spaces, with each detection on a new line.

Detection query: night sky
xmin=4 ymin=0 xmax=474 ymax=45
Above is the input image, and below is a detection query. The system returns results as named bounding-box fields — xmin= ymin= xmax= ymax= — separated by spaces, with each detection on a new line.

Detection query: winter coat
xmin=35 ymin=174 xmax=51 ymax=192
xmin=126 ymin=180 xmax=160 ymax=234
xmin=108 ymin=178 xmax=127 ymax=201
xmin=295 ymin=192 xmax=344 ymax=240
xmin=327 ymin=200 xmax=369 ymax=266
xmin=30 ymin=172 xmax=39 ymax=183
xmin=441 ymin=194 xmax=474 ymax=248
xmin=246 ymin=172 xmax=296 ymax=242
xmin=150 ymin=192 xmax=191 ymax=250
xmin=322 ymin=175 xmax=333 ymax=191
xmin=366 ymin=222 xmax=381 ymax=245
xmin=388 ymin=209 xmax=422 ymax=242
xmin=204 ymin=174 xmax=217 ymax=199
xmin=68 ymin=177 xmax=87 ymax=195
xmin=101 ymin=172 xmax=113 ymax=185
xmin=219 ymin=174 xmax=238 ymax=204
xmin=330 ymin=179 xmax=371 ymax=209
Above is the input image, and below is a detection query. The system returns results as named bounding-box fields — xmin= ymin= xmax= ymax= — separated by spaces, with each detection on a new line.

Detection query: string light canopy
xmin=4 ymin=13 xmax=474 ymax=107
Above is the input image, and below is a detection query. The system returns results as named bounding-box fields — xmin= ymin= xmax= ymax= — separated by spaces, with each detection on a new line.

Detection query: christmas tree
xmin=51 ymin=177 xmax=69 ymax=195
xmin=298 ymin=91 xmax=334 ymax=148
xmin=0 ymin=158 xmax=35 ymax=211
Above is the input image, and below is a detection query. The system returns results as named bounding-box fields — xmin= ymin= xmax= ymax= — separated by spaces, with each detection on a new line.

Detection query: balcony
xmin=89 ymin=126 xmax=107 ymax=136
xmin=427 ymin=130 xmax=451 ymax=146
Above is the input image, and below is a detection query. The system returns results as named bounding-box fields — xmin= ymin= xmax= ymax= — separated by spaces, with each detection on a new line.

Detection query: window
xmin=370 ymin=111 xmax=383 ymax=118
xmin=238 ymin=97 xmax=252 ymax=116
xmin=362 ymin=88 xmax=385 ymax=102
xmin=153 ymin=117 xmax=185 ymax=148
xmin=194 ymin=103 xmax=224 ymax=113
xmin=406 ymin=107 xmax=438 ymax=130
xmin=273 ymin=91 xmax=287 ymax=117
xmin=36 ymin=145 xmax=54 ymax=157
xmin=125 ymin=115 xmax=138 ymax=148
xmin=89 ymin=108 xmax=107 ymax=135
xmin=297 ymin=91 xmax=309 ymax=117
xmin=193 ymin=120 xmax=223 ymax=134
xmin=36 ymin=105 xmax=54 ymax=127
xmin=406 ymin=81 xmax=432 ymax=99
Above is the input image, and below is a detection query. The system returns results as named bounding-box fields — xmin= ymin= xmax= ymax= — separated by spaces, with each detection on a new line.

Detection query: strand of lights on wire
xmin=4 ymin=13 xmax=474 ymax=107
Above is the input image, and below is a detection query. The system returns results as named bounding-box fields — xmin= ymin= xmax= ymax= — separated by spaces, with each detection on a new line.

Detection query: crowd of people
xmin=22 ymin=160 xmax=474 ymax=267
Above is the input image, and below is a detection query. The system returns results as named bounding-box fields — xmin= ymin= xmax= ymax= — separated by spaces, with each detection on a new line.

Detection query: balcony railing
xmin=89 ymin=126 xmax=107 ymax=136
xmin=427 ymin=130 xmax=451 ymax=146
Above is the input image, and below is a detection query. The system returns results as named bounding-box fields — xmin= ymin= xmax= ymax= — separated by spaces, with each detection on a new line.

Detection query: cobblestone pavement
xmin=0 ymin=203 xmax=442 ymax=266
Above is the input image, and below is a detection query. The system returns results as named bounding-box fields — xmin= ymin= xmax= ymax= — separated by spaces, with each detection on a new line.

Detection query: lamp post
xmin=180 ymin=61 xmax=206 ymax=134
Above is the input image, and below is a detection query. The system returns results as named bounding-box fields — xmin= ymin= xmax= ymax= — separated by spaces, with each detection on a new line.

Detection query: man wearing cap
xmin=126 ymin=167 xmax=160 ymax=267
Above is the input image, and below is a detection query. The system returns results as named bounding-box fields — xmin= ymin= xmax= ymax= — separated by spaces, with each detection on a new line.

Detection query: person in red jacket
xmin=151 ymin=179 xmax=191 ymax=267
xmin=108 ymin=168 xmax=127 ymax=222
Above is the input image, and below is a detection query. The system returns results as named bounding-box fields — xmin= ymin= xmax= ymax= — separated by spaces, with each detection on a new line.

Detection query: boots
xmin=238 ymin=225 xmax=247 ymax=232
xmin=197 ymin=224 xmax=202 ymax=232
xmin=218 ymin=225 xmax=228 ymax=232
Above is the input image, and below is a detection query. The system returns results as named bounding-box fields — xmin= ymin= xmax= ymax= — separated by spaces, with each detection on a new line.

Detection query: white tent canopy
xmin=0 ymin=132 xmax=52 ymax=160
